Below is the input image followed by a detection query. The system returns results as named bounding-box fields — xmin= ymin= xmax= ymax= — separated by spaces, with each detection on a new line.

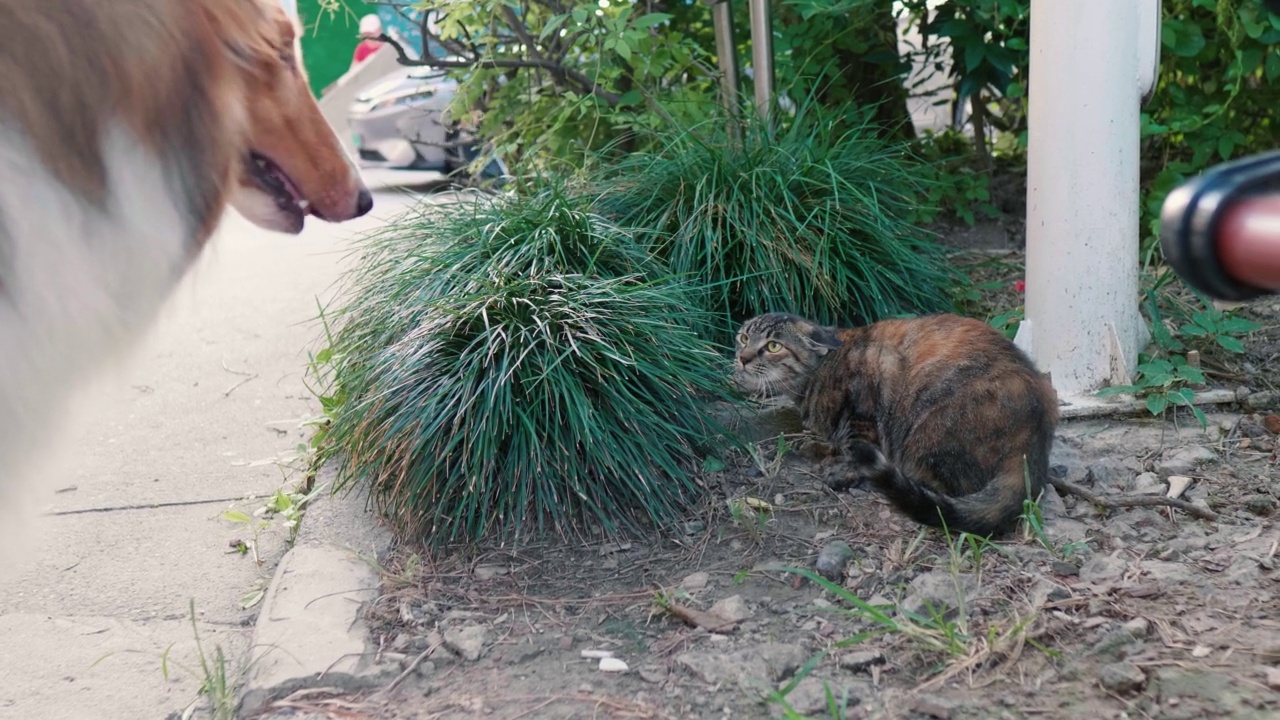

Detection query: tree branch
xmin=376 ymin=32 xmax=622 ymax=106
xmin=1048 ymin=477 xmax=1220 ymax=523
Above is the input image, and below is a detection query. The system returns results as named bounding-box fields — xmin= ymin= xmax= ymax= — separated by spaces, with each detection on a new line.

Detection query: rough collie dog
xmin=0 ymin=0 xmax=372 ymax=537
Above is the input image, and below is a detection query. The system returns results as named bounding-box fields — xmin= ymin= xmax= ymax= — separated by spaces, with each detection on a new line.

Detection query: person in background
xmin=351 ymin=14 xmax=385 ymax=68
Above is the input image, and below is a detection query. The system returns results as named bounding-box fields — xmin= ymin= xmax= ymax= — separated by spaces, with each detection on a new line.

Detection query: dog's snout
xmin=355 ymin=188 xmax=373 ymax=217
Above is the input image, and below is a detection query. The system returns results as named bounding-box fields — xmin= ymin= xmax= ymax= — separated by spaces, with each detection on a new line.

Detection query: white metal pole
xmin=1017 ymin=0 xmax=1155 ymax=399
xmin=747 ymin=0 xmax=774 ymax=119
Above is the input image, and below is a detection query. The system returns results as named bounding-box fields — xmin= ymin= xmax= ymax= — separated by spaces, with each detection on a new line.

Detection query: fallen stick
xmin=663 ymin=602 xmax=737 ymax=633
xmin=1049 ymin=477 xmax=1220 ymax=522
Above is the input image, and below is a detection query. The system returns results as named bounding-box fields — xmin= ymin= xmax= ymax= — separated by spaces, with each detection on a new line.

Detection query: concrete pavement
xmin=0 ymin=173 xmax=431 ymax=720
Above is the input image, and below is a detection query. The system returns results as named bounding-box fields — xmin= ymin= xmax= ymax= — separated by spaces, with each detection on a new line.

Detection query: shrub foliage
xmin=313 ymin=188 xmax=736 ymax=544
xmin=593 ymin=106 xmax=958 ymax=344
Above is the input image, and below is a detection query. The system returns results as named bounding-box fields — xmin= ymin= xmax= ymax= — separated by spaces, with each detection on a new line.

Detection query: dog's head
xmin=213 ymin=0 xmax=372 ymax=233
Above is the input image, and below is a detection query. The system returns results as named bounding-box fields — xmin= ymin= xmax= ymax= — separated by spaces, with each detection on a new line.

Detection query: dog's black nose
xmin=355 ymin=188 xmax=374 ymax=217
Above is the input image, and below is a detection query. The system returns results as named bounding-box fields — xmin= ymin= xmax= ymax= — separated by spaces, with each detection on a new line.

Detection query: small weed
xmin=1099 ymin=276 xmax=1259 ymax=428
xmin=745 ymin=434 xmax=792 ymax=480
xmin=221 ymin=482 xmax=323 ymax=608
xmin=726 ymin=496 xmax=772 ymax=544
xmin=1019 ymin=461 xmax=1088 ymax=560
xmin=163 ymin=599 xmax=238 ymax=720
xmin=784 ymin=567 xmax=969 ymax=657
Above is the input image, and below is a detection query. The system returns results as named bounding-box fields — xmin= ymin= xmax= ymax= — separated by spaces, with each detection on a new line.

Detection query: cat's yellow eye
xmin=737 ymin=333 xmax=749 ymax=345
xmin=765 ymin=341 xmax=784 ymax=353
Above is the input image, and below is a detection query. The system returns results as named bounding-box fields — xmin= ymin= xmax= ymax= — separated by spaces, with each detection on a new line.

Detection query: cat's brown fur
xmin=733 ymin=313 xmax=1058 ymax=536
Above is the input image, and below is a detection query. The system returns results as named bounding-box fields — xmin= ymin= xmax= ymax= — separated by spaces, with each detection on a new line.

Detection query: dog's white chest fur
xmin=0 ymin=123 xmax=194 ymax=481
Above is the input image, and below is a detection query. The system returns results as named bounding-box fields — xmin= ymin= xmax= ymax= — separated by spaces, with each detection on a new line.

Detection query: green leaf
xmin=702 ymin=456 xmax=726 ymax=473
xmin=1178 ymin=366 xmax=1207 ymax=384
xmin=1216 ymin=335 xmax=1246 ymax=353
xmin=1191 ymin=405 xmax=1209 ymax=429
xmin=1146 ymin=394 xmax=1169 ymax=416
xmin=221 ymin=510 xmax=253 ymax=524
xmin=615 ymin=40 xmax=632 ymax=61
xmin=1180 ymin=324 xmax=1208 ymax=337
xmin=964 ymin=41 xmax=986 ymax=72
xmin=631 ymin=12 xmax=671 ymax=30
xmin=1218 ymin=316 xmax=1261 ymax=333
xmin=1169 ymin=387 xmax=1196 ymax=405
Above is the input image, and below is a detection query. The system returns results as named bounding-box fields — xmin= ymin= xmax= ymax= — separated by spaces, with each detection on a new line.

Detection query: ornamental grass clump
xmin=593 ymin=104 xmax=958 ymax=345
xmin=313 ymin=188 xmax=736 ymax=545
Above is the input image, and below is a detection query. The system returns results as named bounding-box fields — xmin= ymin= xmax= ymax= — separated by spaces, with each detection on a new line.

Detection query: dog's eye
xmin=765 ymin=341 xmax=783 ymax=353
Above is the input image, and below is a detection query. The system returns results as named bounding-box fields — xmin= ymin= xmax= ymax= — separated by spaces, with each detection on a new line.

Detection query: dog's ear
xmin=206 ymin=0 xmax=296 ymax=75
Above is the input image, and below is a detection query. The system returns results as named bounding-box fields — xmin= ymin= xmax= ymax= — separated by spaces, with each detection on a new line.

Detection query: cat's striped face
xmin=732 ymin=313 xmax=840 ymax=401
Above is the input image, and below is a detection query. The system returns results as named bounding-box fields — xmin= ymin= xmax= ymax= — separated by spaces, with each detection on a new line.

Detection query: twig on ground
xmin=1049 ymin=478 xmax=1220 ymax=522
xmin=662 ymin=602 xmax=737 ymax=633
xmin=383 ymin=639 xmax=444 ymax=695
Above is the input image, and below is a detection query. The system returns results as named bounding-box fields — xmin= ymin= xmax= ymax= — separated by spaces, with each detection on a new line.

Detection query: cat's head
xmin=732 ymin=313 xmax=841 ymax=401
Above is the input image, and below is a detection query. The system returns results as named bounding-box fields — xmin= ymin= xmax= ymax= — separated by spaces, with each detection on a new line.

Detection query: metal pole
xmin=703 ymin=0 xmax=739 ymax=118
xmin=747 ymin=0 xmax=774 ymax=119
xmin=1017 ymin=0 xmax=1158 ymax=399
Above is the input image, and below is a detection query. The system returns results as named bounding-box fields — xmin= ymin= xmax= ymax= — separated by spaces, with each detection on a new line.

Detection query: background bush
xmin=312 ymin=188 xmax=737 ymax=545
xmin=592 ymin=104 xmax=958 ymax=344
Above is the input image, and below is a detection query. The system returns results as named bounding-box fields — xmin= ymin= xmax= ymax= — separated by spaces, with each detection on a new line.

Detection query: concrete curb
xmin=237 ymin=469 xmax=394 ymax=717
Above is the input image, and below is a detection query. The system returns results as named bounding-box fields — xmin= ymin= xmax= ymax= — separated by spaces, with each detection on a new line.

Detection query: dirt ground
xmin=254 ymin=222 xmax=1280 ymax=720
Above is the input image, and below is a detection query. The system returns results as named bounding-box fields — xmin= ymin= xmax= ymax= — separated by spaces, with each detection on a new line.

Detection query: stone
xmin=1156 ymin=446 xmax=1218 ymax=476
xmin=680 ymin=571 xmax=710 ymax=590
xmin=639 ymin=667 xmax=667 ymax=684
xmin=1130 ymin=472 xmax=1164 ymax=495
xmin=1050 ymin=560 xmax=1080 ymax=577
xmin=1099 ymin=662 xmax=1146 ymax=693
xmin=814 ymin=540 xmax=855 ymax=582
xmin=1243 ymin=391 xmax=1276 ymax=410
xmin=1078 ymin=554 xmax=1128 ymax=584
xmin=777 ymin=676 xmax=872 ymax=715
xmin=914 ymin=693 xmax=961 ymax=719
xmin=1086 ymin=458 xmax=1137 ymax=491
xmin=901 ymin=570 xmax=976 ymax=617
xmin=443 ymin=625 xmax=487 ymax=662
xmin=473 ymin=564 xmax=508 ymax=581
xmin=837 ymin=650 xmax=885 ymax=672
xmin=1265 ymin=667 xmax=1280 ymax=691
xmin=710 ymin=595 xmax=753 ymax=623
xmin=599 ymin=657 xmax=629 ymax=673
xmin=676 ymin=643 xmax=808 ymax=696
xmin=1028 ymin=578 xmax=1072 ymax=607
xmin=1244 ymin=494 xmax=1277 ymax=516
xmin=557 ymin=635 xmax=573 ymax=651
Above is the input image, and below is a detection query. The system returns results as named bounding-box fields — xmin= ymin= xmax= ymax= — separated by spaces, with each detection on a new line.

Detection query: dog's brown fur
xmin=0 ymin=0 xmax=372 ymax=543
xmin=0 ymin=0 xmax=368 ymax=242
xmin=734 ymin=313 xmax=1058 ymax=536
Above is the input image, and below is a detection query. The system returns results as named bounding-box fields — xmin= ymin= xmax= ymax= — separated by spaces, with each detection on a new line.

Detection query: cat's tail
xmin=851 ymin=443 xmax=1038 ymax=537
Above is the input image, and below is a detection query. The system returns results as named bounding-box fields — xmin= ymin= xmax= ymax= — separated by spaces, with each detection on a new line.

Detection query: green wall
xmin=297 ymin=0 xmax=373 ymax=97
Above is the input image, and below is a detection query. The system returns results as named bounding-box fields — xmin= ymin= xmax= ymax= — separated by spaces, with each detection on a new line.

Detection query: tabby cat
xmin=733 ymin=313 xmax=1058 ymax=536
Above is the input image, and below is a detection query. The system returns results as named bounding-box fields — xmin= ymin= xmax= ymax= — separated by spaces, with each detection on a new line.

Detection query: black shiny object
xmin=1159 ymin=151 xmax=1280 ymax=302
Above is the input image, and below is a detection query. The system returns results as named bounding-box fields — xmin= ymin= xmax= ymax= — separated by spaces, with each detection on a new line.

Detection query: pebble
xmin=914 ymin=693 xmax=960 ymax=719
xmin=710 ymin=595 xmax=753 ymax=622
xmin=599 ymin=657 xmax=629 ymax=673
xmin=1266 ymin=667 xmax=1280 ymax=691
xmin=814 ymin=540 xmax=855 ymax=582
xmin=680 ymin=571 xmax=710 ymax=590
xmin=838 ymin=650 xmax=886 ymax=672
xmin=1098 ymin=662 xmax=1146 ymax=693
xmin=581 ymin=649 xmax=614 ymax=659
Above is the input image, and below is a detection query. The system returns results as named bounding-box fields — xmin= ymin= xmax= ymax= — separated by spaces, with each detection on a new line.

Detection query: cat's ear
xmin=800 ymin=324 xmax=842 ymax=354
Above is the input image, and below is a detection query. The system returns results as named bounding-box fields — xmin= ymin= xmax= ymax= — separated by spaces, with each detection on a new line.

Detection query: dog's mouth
xmin=247 ymin=151 xmax=321 ymax=222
